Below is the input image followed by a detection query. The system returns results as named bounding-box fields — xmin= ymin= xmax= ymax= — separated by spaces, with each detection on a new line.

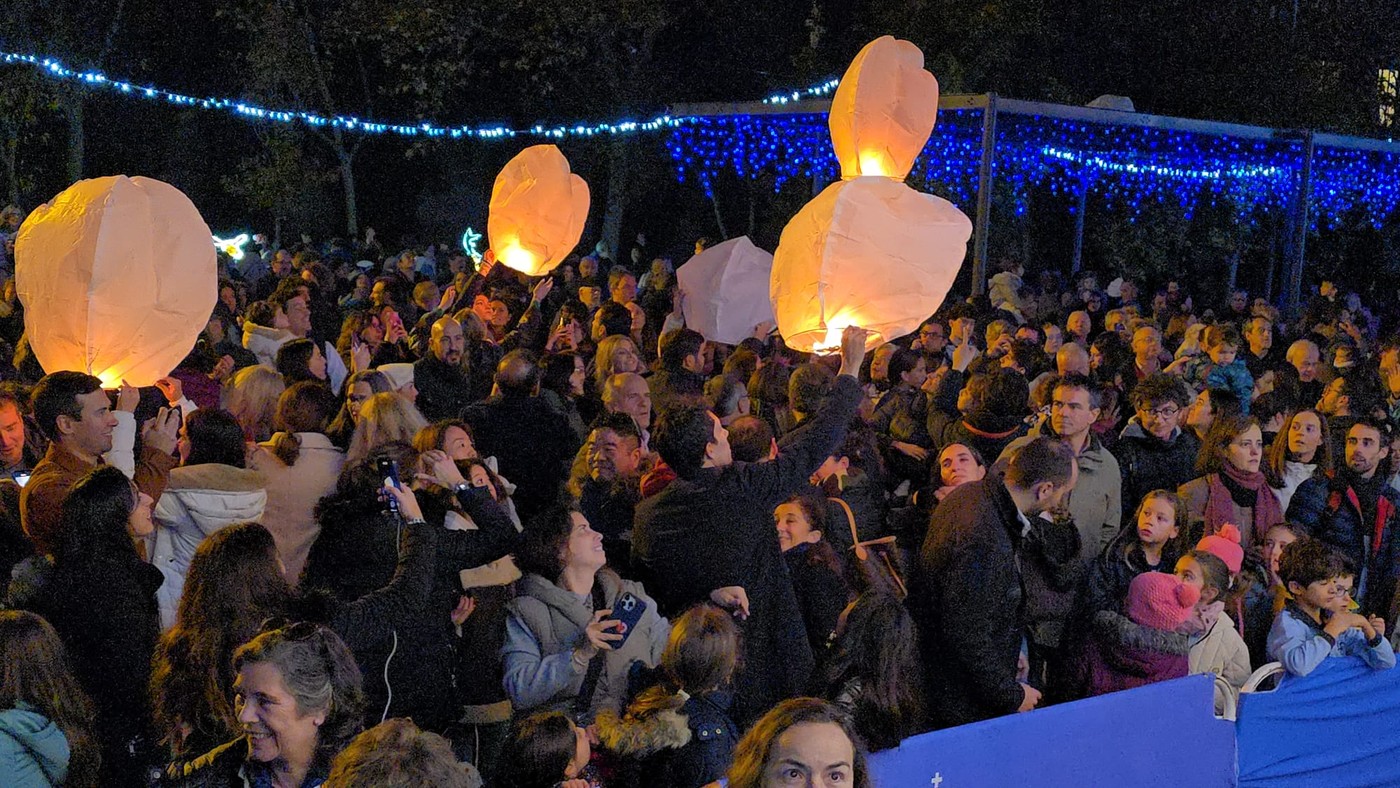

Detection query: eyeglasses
xmin=1138 ymin=405 xmax=1181 ymax=419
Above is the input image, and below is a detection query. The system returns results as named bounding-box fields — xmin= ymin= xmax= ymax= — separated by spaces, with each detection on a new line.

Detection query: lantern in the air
xmin=15 ymin=175 xmax=218 ymax=387
xmin=487 ymin=145 xmax=590 ymax=276
xmin=676 ymin=236 xmax=776 ymax=346
xmin=772 ymin=178 xmax=971 ymax=353
xmin=828 ymin=35 xmax=940 ymax=181
xmin=771 ymin=35 xmax=971 ymax=354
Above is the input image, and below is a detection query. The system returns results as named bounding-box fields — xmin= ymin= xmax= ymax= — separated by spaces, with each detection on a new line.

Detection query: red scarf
xmin=1204 ymin=465 xmax=1284 ymax=547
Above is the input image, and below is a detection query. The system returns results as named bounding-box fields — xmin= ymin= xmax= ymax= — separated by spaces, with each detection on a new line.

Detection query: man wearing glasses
xmin=1112 ymin=373 xmax=1197 ymax=523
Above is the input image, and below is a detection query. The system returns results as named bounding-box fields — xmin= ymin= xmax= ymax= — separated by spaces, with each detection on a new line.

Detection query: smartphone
xmin=10 ymin=470 xmax=30 ymax=487
xmin=375 ymin=457 xmax=401 ymax=513
xmin=604 ymin=592 xmax=648 ymax=648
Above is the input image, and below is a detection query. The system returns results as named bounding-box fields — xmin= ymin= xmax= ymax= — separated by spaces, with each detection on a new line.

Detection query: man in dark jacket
xmin=1113 ymin=373 xmax=1197 ymax=522
xmin=414 ymin=317 xmax=474 ymax=421
xmin=632 ymin=327 xmax=867 ymax=724
xmin=579 ymin=413 xmax=645 ymax=576
xmin=914 ymin=437 xmax=1078 ymax=729
xmin=650 ymin=327 xmax=707 ymax=412
xmin=1287 ymin=418 xmax=1400 ymax=621
xmin=462 ymin=351 xmax=581 ymax=523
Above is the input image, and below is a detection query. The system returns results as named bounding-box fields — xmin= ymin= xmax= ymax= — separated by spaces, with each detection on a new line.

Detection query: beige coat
xmin=250 ymin=432 xmax=344 ymax=584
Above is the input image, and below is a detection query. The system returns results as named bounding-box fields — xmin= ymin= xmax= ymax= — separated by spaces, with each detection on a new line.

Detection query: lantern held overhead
xmin=828 ymin=35 xmax=940 ymax=181
xmin=16 ymin=175 xmax=218 ymax=387
xmin=487 ymin=145 xmax=590 ymax=277
xmin=771 ymin=177 xmax=972 ymax=354
xmin=676 ymin=236 xmax=776 ymax=346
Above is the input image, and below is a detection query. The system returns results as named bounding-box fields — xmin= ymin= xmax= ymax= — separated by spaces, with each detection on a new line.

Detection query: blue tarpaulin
xmin=1236 ymin=657 xmax=1400 ymax=787
xmin=868 ymin=674 xmax=1237 ymax=787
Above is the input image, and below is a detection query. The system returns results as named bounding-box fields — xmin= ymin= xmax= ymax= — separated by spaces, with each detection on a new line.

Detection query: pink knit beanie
xmin=1197 ymin=523 xmax=1245 ymax=574
xmin=1127 ymin=572 xmax=1202 ymax=631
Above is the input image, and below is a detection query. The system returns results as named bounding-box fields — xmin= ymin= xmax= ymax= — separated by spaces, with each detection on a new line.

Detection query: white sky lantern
xmin=487 ymin=145 xmax=590 ymax=277
xmin=771 ymin=35 xmax=970 ymax=354
xmin=676 ymin=236 xmax=776 ymax=346
xmin=772 ymin=177 xmax=971 ymax=353
xmin=828 ymin=35 xmax=940 ymax=181
xmin=16 ymin=175 xmax=217 ymax=387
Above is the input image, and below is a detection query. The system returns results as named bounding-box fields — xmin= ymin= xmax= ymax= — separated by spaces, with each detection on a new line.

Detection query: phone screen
xmin=375 ymin=458 xmax=400 ymax=512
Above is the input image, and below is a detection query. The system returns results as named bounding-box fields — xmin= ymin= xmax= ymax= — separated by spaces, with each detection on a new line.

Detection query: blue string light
xmin=0 ymin=49 xmax=691 ymax=140
xmin=665 ymin=109 xmax=1400 ymax=227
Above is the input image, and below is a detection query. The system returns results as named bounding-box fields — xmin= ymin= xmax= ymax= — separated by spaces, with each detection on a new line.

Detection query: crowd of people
xmin=0 ymin=211 xmax=1396 ymax=787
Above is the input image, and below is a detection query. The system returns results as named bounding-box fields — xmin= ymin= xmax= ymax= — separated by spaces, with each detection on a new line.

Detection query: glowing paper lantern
xmin=771 ymin=177 xmax=972 ymax=354
xmin=828 ymin=35 xmax=940 ymax=181
xmin=487 ymin=145 xmax=590 ymax=276
xmin=16 ymin=175 xmax=218 ymax=387
xmin=676 ymin=236 xmax=776 ymax=346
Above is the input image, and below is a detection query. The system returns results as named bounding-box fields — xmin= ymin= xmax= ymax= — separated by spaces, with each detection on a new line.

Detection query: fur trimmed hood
xmin=594 ymin=706 xmax=692 ymax=757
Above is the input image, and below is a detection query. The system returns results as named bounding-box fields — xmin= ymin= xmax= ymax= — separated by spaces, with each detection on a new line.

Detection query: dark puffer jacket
xmin=1287 ymin=471 xmax=1400 ymax=619
xmin=595 ymin=691 xmax=737 ymax=788
xmin=302 ymin=485 xmax=517 ymax=731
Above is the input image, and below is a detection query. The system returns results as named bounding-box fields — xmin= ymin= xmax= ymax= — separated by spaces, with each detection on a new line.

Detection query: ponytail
xmin=270 ymin=431 xmax=302 ymax=466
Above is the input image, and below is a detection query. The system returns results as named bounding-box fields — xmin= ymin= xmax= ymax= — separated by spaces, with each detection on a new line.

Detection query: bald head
xmin=1057 ymin=343 xmax=1090 ymax=376
xmin=430 ymin=317 xmax=465 ymax=365
xmin=494 ymin=350 xmax=540 ymax=397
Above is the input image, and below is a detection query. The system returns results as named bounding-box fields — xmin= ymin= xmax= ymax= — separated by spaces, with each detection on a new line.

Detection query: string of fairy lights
xmin=5 ymin=45 xmax=1400 ymax=226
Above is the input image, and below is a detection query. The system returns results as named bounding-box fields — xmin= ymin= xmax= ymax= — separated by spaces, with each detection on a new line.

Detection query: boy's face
xmin=1289 ymin=578 xmax=1338 ymax=612
xmin=1207 ymin=342 xmax=1238 ymax=366
xmin=1326 ymin=576 xmax=1356 ymax=614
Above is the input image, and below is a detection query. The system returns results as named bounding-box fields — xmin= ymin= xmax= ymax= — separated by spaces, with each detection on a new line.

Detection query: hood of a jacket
xmin=517 ymin=570 xmax=623 ymax=628
xmin=0 ymin=704 xmax=70 ymax=784
xmin=594 ymin=706 xmax=692 ymax=757
xmin=162 ymin=465 xmax=267 ymax=526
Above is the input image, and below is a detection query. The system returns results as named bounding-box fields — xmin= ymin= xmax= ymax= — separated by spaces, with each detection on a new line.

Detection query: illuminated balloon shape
xmin=16 ymin=175 xmax=218 ymax=387
xmin=676 ymin=236 xmax=776 ymax=346
xmin=487 ymin=145 xmax=590 ymax=276
xmin=829 ymin=35 xmax=940 ymax=181
xmin=771 ymin=177 xmax=971 ymax=354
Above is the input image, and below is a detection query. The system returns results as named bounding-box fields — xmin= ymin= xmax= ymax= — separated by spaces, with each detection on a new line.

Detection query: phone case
xmin=606 ymin=592 xmax=648 ymax=647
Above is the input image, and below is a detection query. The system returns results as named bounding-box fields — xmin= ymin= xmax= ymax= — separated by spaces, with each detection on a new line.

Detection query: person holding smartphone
xmin=502 ymin=505 xmax=670 ymax=722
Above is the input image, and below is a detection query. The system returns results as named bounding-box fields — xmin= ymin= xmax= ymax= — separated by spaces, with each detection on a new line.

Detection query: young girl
xmin=596 ymin=605 xmax=741 ymax=788
xmin=1175 ymin=550 xmax=1252 ymax=714
xmin=1243 ymin=522 xmax=1304 ymax=665
xmin=498 ymin=711 xmax=596 ymax=788
xmin=775 ymin=494 xmax=854 ymax=653
xmin=1086 ymin=572 xmax=1201 ymax=696
xmin=1085 ymin=490 xmax=1191 ymax=616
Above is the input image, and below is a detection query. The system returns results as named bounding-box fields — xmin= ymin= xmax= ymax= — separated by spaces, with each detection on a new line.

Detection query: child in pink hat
xmin=1086 ymin=572 xmax=1201 ymax=696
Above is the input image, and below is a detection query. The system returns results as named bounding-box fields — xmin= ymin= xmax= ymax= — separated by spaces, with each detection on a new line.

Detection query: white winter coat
xmin=151 ymin=463 xmax=268 ymax=629
xmin=1188 ymin=608 xmax=1252 ymax=716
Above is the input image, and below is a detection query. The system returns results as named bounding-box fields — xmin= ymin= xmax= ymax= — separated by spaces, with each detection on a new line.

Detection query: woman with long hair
xmin=151 ymin=408 xmax=268 ymax=629
xmin=1179 ymin=413 xmax=1285 ymax=549
xmin=306 ymin=442 xmax=518 ymax=734
xmin=326 ymin=369 xmax=392 ymax=449
xmin=541 ymin=352 xmax=588 ymax=442
xmin=249 ymin=382 xmax=344 ymax=584
xmin=503 ymin=505 xmax=669 ymax=718
xmin=221 ymin=364 xmax=286 ymax=443
xmin=775 ymin=493 xmax=854 ymax=654
xmin=151 ymin=523 xmax=292 ymax=759
xmin=335 ymin=310 xmax=384 ymax=370
xmin=34 ymin=466 xmax=161 ymax=784
xmin=1263 ymin=409 xmax=1332 ymax=513
xmin=346 ymin=392 xmax=428 ymax=466
xmin=725 ymin=698 xmax=872 ymax=788
xmin=274 ymin=337 xmax=329 ymax=387
xmin=593 ymin=334 xmax=643 ymax=391
xmin=0 ymin=610 xmax=99 ymax=787
xmin=820 ymin=592 xmax=926 ymax=751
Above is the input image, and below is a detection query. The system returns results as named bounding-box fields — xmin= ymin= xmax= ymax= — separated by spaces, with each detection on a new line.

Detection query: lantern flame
xmin=497 ymin=241 xmax=537 ymax=273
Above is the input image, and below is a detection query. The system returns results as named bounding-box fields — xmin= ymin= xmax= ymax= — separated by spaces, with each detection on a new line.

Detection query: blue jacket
xmin=1266 ymin=604 xmax=1395 ymax=677
xmin=1205 ymin=359 xmax=1254 ymax=414
xmin=1287 ymin=473 xmax=1400 ymax=618
xmin=0 ymin=704 xmax=69 ymax=788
